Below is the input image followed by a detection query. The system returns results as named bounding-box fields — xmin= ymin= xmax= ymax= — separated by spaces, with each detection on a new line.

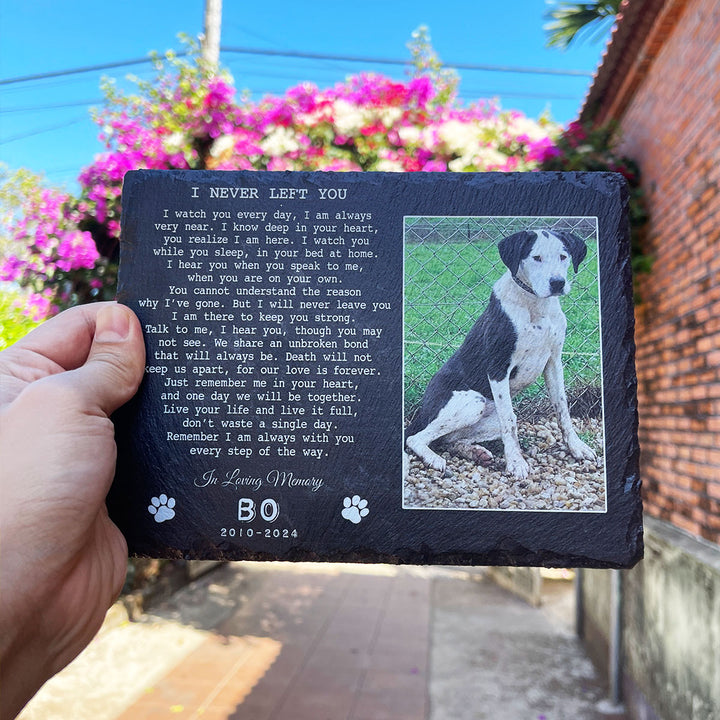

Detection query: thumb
xmin=71 ymin=304 xmax=146 ymax=417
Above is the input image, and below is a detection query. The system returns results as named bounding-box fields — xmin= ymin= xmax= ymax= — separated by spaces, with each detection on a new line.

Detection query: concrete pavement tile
xmin=113 ymin=706 xmax=190 ymax=719
xmin=367 ymin=643 xmax=428 ymax=675
xmin=302 ymin=645 xmax=371 ymax=671
xmin=351 ymin=668 xmax=428 ymax=720
xmin=373 ymin=613 xmax=429 ymax=643
xmin=352 ymin=714 xmax=426 ymax=720
xmin=115 ymin=632 xmax=281 ymax=719
xmin=221 ymin=565 xmax=433 ymax=719
xmin=192 ymin=710 xmax=241 ymax=720
xmin=314 ymin=628 xmax=376 ymax=657
xmin=272 ymin=690 xmax=356 ymax=720
xmin=202 ymin=637 xmax=284 ymax=711
xmin=258 ymin=660 xmax=363 ymax=717
xmin=294 ymin=660 xmax=364 ymax=686
xmin=216 ymin=568 xmax=346 ymax=642
xmin=429 ymin=574 xmax=610 ymax=720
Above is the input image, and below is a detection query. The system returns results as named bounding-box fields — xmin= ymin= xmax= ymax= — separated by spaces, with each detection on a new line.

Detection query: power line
xmin=0 ymin=46 xmax=593 ymax=87
xmin=0 ymin=55 xmax=186 ymax=87
xmin=220 ymin=46 xmax=595 ymax=77
xmin=462 ymin=88 xmax=579 ymax=101
xmin=0 ymin=99 xmax=103 ymax=114
xmin=0 ymin=116 xmax=89 ymax=146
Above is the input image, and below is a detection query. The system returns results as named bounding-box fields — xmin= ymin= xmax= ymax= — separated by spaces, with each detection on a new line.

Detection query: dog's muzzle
xmin=549 ymin=278 xmax=566 ymax=296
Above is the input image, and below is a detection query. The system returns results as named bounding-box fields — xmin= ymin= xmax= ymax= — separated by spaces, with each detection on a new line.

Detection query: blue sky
xmin=0 ymin=1 xmax=609 ymax=190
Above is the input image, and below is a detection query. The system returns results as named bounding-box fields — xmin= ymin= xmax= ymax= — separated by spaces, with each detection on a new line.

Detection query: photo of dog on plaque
xmin=403 ymin=216 xmax=604 ymax=513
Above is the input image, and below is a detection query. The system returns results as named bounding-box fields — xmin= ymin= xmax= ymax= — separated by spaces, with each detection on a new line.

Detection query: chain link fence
xmin=404 ymin=216 xmax=601 ymax=421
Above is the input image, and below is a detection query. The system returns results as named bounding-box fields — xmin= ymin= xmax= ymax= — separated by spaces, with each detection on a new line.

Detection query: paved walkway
xmin=18 ymin=563 xmax=618 ymax=720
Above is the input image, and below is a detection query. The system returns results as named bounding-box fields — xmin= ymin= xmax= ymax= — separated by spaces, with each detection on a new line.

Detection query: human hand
xmin=0 ymin=302 xmax=145 ymax=719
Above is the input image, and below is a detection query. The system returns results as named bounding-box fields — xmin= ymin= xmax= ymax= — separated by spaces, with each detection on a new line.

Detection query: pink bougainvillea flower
xmin=5 ymin=46 xmax=567 ymax=319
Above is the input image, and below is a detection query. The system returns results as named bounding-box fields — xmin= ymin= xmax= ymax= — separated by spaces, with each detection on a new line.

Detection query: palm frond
xmin=544 ymin=1 xmax=622 ymax=49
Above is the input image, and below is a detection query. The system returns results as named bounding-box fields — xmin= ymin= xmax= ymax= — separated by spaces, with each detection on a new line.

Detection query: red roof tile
xmin=580 ymin=0 xmax=689 ymax=124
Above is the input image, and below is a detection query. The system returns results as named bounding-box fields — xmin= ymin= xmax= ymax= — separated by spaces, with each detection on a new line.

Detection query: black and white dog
xmin=405 ymin=229 xmax=597 ymax=480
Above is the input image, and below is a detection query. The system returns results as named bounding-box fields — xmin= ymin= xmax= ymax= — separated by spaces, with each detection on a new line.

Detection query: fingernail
xmin=96 ymin=305 xmax=131 ymax=343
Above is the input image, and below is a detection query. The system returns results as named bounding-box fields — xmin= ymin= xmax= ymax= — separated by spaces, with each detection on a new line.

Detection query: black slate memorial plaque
xmin=111 ymin=170 xmax=642 ymax=567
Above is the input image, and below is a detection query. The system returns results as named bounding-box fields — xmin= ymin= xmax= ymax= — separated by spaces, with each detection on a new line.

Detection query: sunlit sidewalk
xmin=19 ymin=562 xmax=614 ymax=720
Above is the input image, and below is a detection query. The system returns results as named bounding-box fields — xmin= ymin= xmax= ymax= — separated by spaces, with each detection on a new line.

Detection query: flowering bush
xmin=76 ymin=39 xmax=560 ymax=264
xmin=0 ymin=184 xmax=116 ymax=319
xmin=539 ymin=120 xmax=650 ymax=278
xmin=3 ymin=34 xmax=567 ymax=325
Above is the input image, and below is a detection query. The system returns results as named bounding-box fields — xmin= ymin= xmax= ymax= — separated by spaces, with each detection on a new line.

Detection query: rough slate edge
xmin=112 ymin=171 xmax=641 ymax=567
xmin=110 ymin=170 xmax=643 ymax=569
xmin=597 ymin=172 xmax=643 ymax=566
xmin=395 ymin=172 xmax=641 ymax=568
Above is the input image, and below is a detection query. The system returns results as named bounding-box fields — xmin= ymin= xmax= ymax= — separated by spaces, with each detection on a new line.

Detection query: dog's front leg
xmin=489 ymin=377 xmax=529 ymax=479
xmin=543 ymin=354 xmax=597 ymax=462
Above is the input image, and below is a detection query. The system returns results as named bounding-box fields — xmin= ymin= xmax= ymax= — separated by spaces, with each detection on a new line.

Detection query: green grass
xmin=404 ymin=239 xmax=601 ymax=414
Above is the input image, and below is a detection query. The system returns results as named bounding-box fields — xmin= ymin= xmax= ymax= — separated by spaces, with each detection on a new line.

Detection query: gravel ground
xmin=404 ymin=416 xmax=605 ymax=512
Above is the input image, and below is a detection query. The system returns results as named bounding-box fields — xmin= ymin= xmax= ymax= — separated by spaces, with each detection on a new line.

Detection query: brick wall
xmin=614 ymin=0 xmax=720 ymax=543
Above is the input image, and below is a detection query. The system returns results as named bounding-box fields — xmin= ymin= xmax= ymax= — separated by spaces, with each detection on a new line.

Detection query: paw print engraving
xmin=342 ymin=495 xmax=369 ymax=525
xmin=148 ymin=494 xmax=176 ymax=523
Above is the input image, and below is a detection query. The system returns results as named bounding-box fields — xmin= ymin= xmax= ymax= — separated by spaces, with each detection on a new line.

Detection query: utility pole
xmin=202 ymin=0 xmax=222 ymax=70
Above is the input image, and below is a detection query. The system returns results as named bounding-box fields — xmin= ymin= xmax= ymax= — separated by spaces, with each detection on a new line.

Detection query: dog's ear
xmin=556 ymin=232 xmax=588 ymax=273
xmin=498 ymin=231 xmax=537 ymax=275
